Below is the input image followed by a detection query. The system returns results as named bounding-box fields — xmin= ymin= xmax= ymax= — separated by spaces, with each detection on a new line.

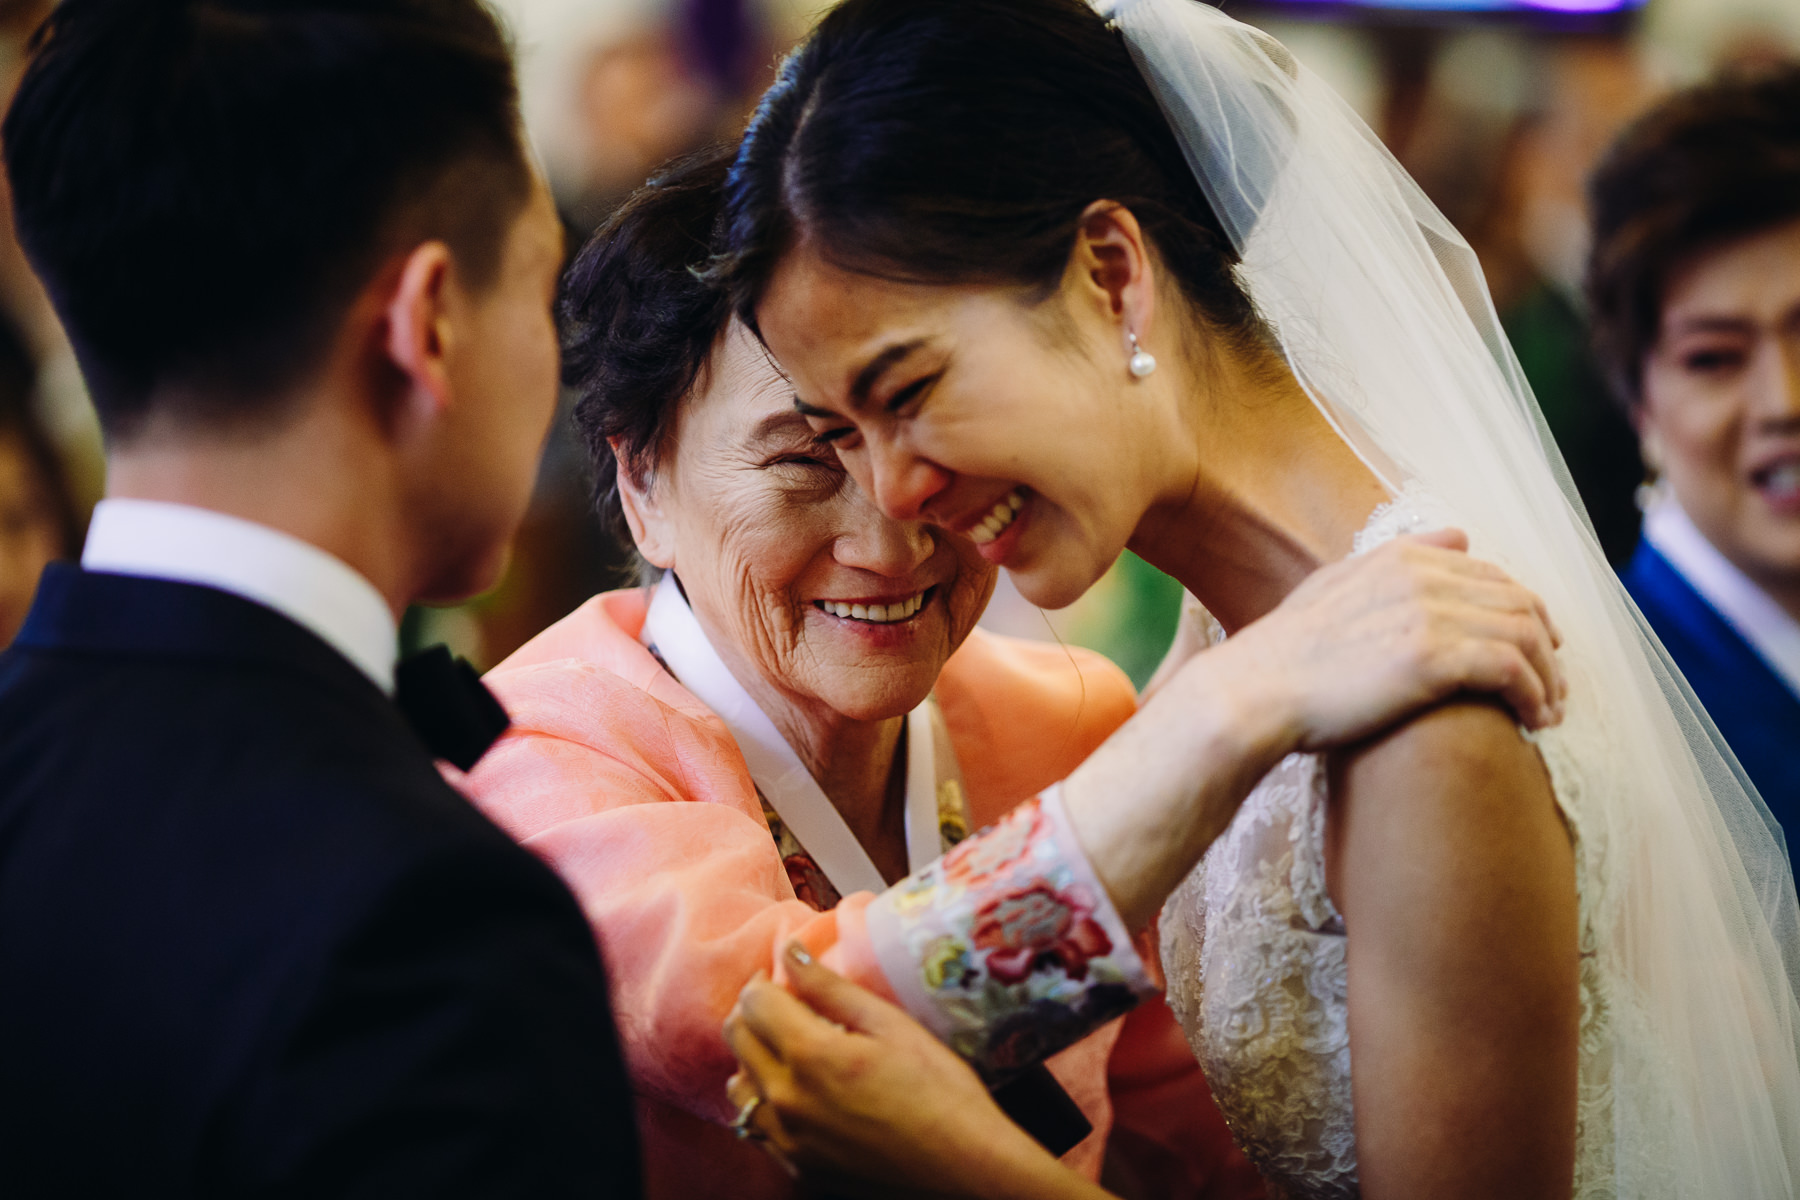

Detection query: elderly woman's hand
xmin=723 ymin=942 xmax=1115 ymax=1200
xmin=1238 ymin=526 xmax=1567 ymax=749
xmin=1148 ymin=528 xmax=1565 ymax=740
xmin=1068 ymin=527 xmax=1569 ymax=931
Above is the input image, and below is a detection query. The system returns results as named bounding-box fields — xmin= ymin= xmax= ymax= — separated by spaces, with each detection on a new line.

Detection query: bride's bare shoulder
xmin=1322 ymin=700 xmax=1582 ymax=1198
xmin=1322 ymin=698 xmax=1572 ymax=921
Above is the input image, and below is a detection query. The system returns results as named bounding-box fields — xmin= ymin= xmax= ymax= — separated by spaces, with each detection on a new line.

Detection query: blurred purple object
xmin=679 ymin=0 xmax=754 ymax=95
xmin=1258 ymin=0 xmax=1642 ymax=12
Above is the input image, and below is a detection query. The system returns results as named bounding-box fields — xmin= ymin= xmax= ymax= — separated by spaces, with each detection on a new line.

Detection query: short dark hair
xmin=2 ymin=0 xmax=532 ymax=439
xmin=1586 ymin=64 xmax=1800 ymax=412
xmin=563 ymin=145 xmax=734 ymax=557
xmin=709 ymin=0 xmax=1260 ymax=349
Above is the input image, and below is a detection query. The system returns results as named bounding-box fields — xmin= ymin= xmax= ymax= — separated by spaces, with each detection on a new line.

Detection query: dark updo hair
xmin=1586 ymin=64 xmax=1800 ymax=413
xmin=710 ymin=0 xmax=1261 ymax=352
xmin=563 ymin=145 xmax=734 ymax=556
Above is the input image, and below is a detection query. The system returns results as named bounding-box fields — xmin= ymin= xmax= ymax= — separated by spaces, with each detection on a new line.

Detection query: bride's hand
xmin=1204 ymin=527 xmax=1566 ymax=749
xmin=722 ymin=943 xmax=1112 ymax=1200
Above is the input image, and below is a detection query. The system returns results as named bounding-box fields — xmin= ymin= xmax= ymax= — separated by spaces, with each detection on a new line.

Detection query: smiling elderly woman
xmin=451 ymin=146 xmax=1568 ymax=1200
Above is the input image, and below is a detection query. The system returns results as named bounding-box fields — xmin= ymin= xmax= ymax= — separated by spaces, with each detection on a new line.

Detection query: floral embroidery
xmin=889 ymin=871 xmax=945 ymax=915
xmin=938 ymin=780 xmax=971 ymax=847
xmin=761 ymin=793 xmax=842 ymax=912
xmin=921 ymin=935 xmax=977 ymax=991
xmin=867 ymin=792 xmax=1153 ymax=1084
xmin=783 ymin=852 xmax=834 ymax=912
xmin=942 ymin=801 xmax=1045 ymax=887
xmin=757 ymin=696 xmax=972 ymax=913
xmin=972 ymin=882 xmax=1112 ymax=983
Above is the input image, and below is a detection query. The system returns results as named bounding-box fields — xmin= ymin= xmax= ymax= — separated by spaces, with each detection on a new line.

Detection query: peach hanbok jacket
xmin=452 ymin=588 xmax=1257 ymax=1199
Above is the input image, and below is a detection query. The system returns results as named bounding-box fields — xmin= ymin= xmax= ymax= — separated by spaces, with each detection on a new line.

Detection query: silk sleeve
xmin=864 ymin=785 xmax=1156 ymax=1082
xmin=451 ymin=667 xmax=894 ymax=1126
xmin=456 ymin=656 xmax=1148 ymax=1122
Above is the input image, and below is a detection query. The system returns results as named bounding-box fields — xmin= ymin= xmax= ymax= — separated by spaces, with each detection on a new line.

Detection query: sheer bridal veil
xmin=1094 ymin=0 xmax=1800 ymax=1193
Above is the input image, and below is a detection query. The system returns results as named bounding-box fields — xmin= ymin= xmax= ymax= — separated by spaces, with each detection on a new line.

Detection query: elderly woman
xmin=1589 ymin=65 xmax=1800 ymax=833
xmin=453 ymin=146 xmax=1566 ymax=1200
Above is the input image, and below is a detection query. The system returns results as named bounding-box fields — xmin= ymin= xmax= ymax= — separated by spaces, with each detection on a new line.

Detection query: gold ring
xmin=729 ymin=1093 xmax=766 ymax=1141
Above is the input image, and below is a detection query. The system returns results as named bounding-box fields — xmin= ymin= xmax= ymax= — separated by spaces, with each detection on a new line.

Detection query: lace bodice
xmin=1160 ymin=487 xmax=1613 ymax=1199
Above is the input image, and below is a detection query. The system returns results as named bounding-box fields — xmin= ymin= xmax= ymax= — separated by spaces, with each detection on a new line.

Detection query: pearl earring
xmin=1127 ymin=331 xmax=1157 ymax=378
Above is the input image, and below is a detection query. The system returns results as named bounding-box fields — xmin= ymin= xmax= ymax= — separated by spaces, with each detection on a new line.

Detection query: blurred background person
xmin=0 ymin=0 xmax=97 ymax=653
xmin=0 ymin=0 xmax=98 ymax=552
xmin=498 ymin=0 xmax=766 ymax=234
xmin=1588 ymin=64 xmax=1800 ymax=839
xmin=0 ymin=0 xmax=96 ymax=501
xmin=0 ymin=315 xmax=76 ymax=647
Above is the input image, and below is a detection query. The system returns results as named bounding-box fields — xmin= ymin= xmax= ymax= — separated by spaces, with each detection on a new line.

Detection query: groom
xmin=0 ymin=1 xmax=637 ymax=1195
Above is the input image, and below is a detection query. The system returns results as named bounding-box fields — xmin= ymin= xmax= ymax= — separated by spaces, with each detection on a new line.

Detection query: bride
xmin=712 ymin=0 xmax=1800 ymax=1196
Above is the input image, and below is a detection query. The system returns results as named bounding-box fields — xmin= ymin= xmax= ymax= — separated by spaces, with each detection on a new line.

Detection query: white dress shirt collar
xmin=81 ymin=498 xmax=399 ymax=694
xmin=1643 ymin=492 xmax=1800 ymax=700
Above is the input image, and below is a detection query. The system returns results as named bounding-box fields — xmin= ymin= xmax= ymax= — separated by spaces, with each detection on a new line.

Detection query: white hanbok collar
xmin=644 ymin=573 xmax=945 ymax=896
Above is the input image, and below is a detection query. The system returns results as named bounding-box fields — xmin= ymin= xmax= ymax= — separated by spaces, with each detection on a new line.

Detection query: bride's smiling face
xmin=756 ymin=239 xmax=1185 ymax=610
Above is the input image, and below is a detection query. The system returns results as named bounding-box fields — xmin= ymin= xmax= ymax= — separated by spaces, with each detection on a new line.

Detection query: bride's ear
xmin=1071 ymin=200 xmax=1158 ymax=346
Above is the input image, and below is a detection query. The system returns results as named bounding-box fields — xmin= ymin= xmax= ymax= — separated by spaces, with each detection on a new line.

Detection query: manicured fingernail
xmin=786 ymin=940 xmax=813 ymax=967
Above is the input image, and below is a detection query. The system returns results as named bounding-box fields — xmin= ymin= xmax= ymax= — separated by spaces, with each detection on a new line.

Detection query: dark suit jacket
xmin=1622 ymin=540 xmax=1800 ymax=845
xmin=0 ymin=566 xmax=641 ymax=1197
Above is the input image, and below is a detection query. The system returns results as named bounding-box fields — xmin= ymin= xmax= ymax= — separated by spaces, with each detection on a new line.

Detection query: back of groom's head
xmin=3 ymin=0 xmax=532 ymax=443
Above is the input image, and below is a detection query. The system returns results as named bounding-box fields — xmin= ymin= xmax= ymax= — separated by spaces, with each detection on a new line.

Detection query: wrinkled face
xmin=756 ymin=245 xmax=1173 ymax=610
xmin=639 ymin=321 xmax=996 ymax=722
xmin=1640 ymin=217 xmax=1800 ymax=595
xmin=418 ymin=177 xmax=565 ymax=602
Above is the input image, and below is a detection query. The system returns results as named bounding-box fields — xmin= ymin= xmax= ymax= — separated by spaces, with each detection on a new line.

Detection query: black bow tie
xmin=395 ymin=645 xmax=510 ymax=771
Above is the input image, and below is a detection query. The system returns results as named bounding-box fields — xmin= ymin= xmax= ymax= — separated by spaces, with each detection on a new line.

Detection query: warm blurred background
xmin=1 ymin=0 xmax=1794 ymax=680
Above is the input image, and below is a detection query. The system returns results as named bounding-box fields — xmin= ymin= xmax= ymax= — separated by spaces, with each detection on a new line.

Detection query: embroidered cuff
xmin=866 ymin=785 xmax=1153 ymax=1083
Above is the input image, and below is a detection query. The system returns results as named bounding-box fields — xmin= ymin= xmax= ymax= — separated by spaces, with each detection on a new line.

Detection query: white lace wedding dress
xmin=1160 ymin=488 xmax=1615 ymax=1200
